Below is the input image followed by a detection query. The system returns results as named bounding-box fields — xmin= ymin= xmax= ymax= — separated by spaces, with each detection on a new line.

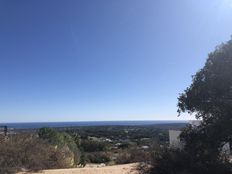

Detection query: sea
xmin=1 ymin=120 xmax=188 ymax=129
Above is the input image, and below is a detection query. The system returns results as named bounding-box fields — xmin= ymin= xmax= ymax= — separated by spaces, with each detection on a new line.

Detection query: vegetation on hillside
xmin=0 ymin=134 xmax=75 ymax=174
xmin=0 ymin=123 xmax=183 ymax=173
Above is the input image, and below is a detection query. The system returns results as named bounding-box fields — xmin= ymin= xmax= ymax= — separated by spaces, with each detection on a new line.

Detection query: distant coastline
xmin=1 ymin=120 xmax=189 ymax=129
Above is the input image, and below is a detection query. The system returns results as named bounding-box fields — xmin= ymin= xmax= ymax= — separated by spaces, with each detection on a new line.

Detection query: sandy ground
xmin=18 ymin=163 xmax=139 ymax=174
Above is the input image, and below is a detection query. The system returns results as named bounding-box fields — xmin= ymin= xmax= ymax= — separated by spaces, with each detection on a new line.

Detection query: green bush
xmin=81 ymin=139 xmax=106 ymax=152
xmin=38 ymin=127 xmax=65 ymax=145
xmin=147 ymin=148 xmax=232 ymax=174
xmin=38 ymin=128 xmax=80 ymax=164
xmin=86 ymin=152 xmax=110 ymax=163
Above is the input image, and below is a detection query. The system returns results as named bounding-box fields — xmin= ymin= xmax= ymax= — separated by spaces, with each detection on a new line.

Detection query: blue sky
xmin=0 ymin=0 xmax=232 ymax=122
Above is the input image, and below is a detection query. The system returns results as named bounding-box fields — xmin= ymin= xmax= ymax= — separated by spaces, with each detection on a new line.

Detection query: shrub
xmin=118 ymin=142 xmax=130 ymax=149
xmin=86 ymin=152 xmax=110 ymax=163
xmin=38 ymin=128 xmax=80 ymax=164
xmin=0 ymin=135 xmax=74 ymax=173
xmin=130 ymin=148 xmax=151 ymax=163
xmin=147 ymin=148 xmax=232 ymax=174
xmin=115 ymin=152 xmax=131 ymax=164
xmin=62 ymin=133 xmax=81 ymax=164
xmin=78 ymin=153 xmax=87 ymax=167
xmin=81 ymin=139 xmax=106 ymax=152
xmin=115 ymin=148 xmax=152 ymax=164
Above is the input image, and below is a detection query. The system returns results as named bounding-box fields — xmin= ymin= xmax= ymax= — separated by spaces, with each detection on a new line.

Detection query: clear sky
xmin=0 ymin=0 xmax=232 ymax=122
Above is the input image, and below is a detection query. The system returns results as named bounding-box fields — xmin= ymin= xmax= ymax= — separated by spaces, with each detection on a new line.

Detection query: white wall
xmin=169 ymin=130 xmax=182 ymax=148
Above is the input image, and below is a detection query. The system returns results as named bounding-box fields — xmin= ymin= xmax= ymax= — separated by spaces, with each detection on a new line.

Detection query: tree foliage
xmin=148 ymin=147 xmax=232 ymax=174
xmin=177 ymin=38 xmax=232 ymax=171
xmin=178 ymin=38 xmax=232 ymax=146
xmin=38 ymin=128 xmax=80 ymax=164
xmin=178 ymin=38 xmax=232 ymax=134
xmin=80 ymin=139 xmax=106 ymax=152
xmin=147 ymin=37 xmax=232 ymax=174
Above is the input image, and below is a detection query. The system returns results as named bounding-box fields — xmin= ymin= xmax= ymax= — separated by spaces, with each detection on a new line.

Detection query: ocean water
xmin=1 ymin=120 xmax=188 ymax=129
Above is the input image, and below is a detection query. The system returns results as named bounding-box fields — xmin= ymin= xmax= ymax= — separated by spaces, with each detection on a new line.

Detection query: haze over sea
xmin=2 ymin=120 xmax=188 ymax=129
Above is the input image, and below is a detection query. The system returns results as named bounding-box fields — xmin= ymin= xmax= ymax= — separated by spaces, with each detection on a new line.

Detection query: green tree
xmin=178 ymin=38 xmax=232 ymax=151
xmin=38 ymin=127 xmax=64 ymax=145
xmin=38 ymin=128 xmax=80 ymax=164
xmin=177 ymin=38 xmax=232 ymax=171
xmin=178 ymin=38 xmax=232 ymax=144
xmin=146 ymin=37 xmax=232 ymax=174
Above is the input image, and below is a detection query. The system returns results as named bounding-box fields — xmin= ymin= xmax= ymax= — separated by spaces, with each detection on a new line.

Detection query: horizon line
xmin=0 ymin=119 xmax=194 ymax=124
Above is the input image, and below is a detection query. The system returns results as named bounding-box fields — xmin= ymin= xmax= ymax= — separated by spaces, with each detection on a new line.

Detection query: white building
xmin=169 ymin=121 xmax=230 ymax=155
xmin=169 ymin=130 xmax=182 ymax=148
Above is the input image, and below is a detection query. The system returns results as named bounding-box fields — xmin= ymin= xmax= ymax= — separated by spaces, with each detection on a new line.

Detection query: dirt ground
xmin=18 ymin=163 xmax=139 ymax=174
